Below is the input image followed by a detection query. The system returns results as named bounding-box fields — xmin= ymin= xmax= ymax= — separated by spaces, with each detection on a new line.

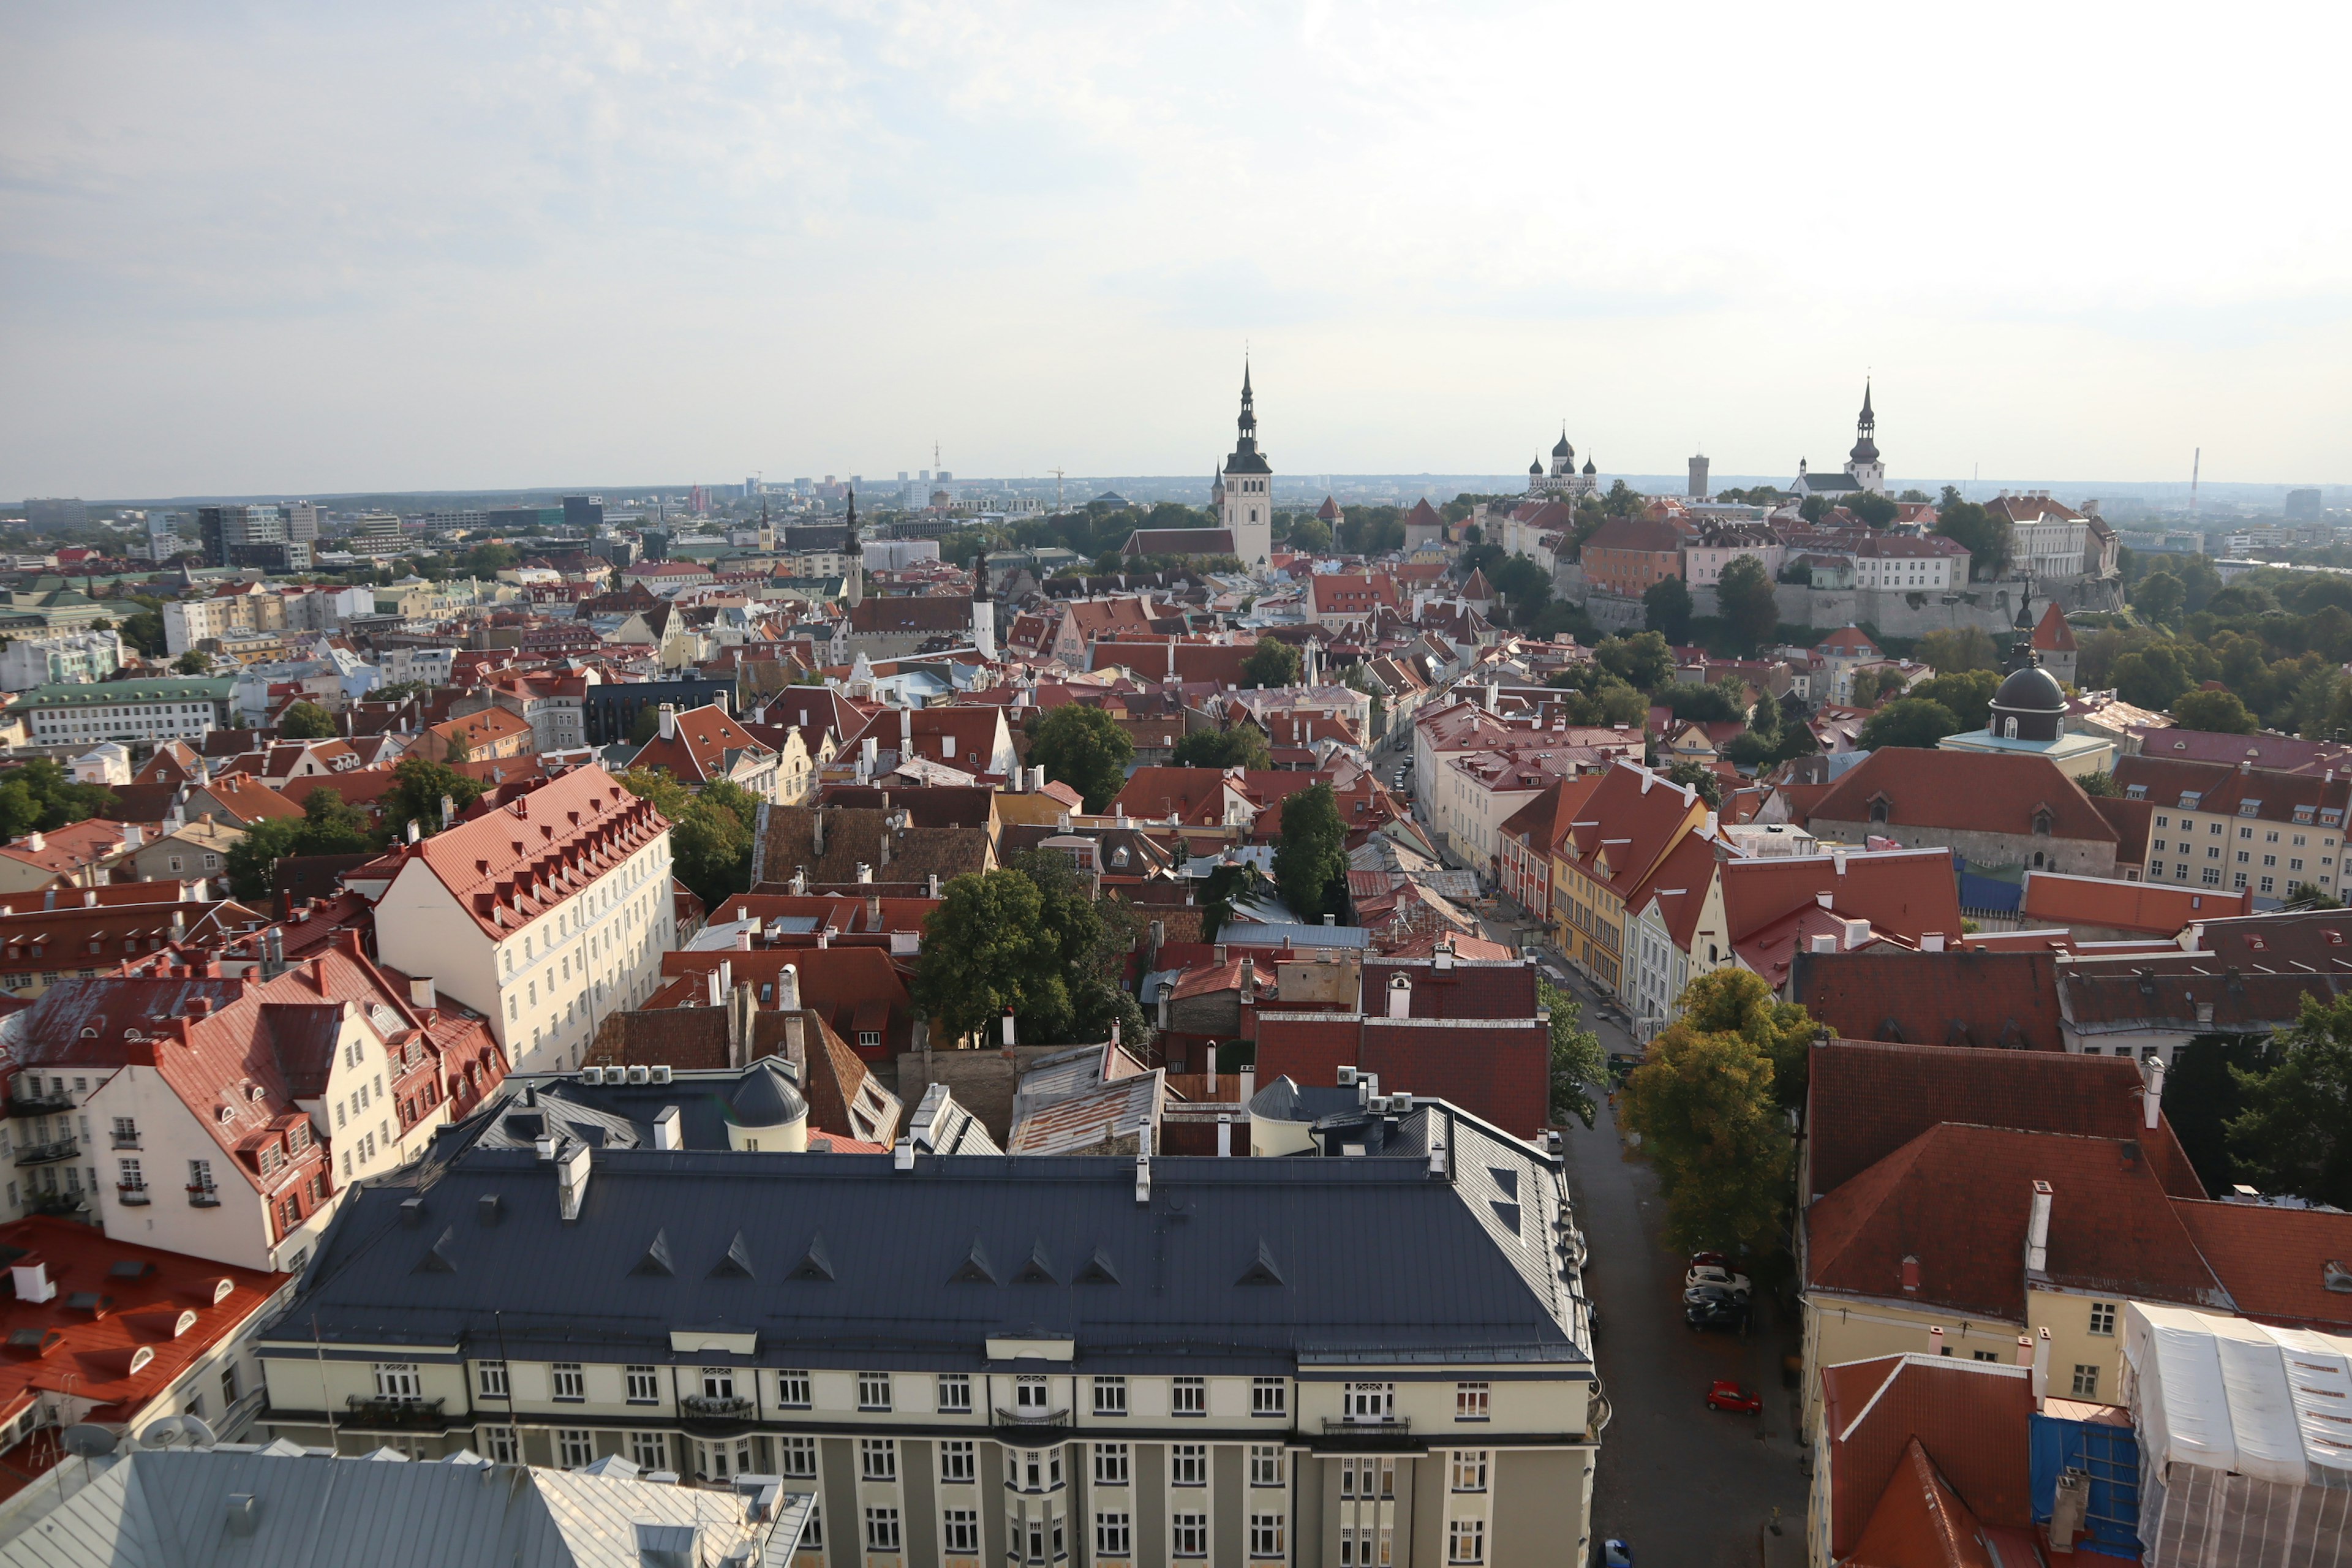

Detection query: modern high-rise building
xmin=282 ymin=500 xmax=323 ymax=542
xmin=562 ymin=494 xmax=605 ymax=530
xmin=22 ymin=498 xmax=86 ymax=532
xmin=2285 ymin=488 xmax=2323 ymax=522
xmin=196 ymin=504 xmax=285 ymax=567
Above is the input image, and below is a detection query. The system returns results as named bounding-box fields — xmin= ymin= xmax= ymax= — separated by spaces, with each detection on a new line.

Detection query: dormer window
xmin=2296 ymin=806 xmax=2316 ymax=824
xmin=1868 ymin=797 xmax=1890 ymax=825
xmin=2239 ymin=801 xmax=2261 ymax=816
xmin=2126 ymin=785 xmax=2147 ymax=799
xmin=2326 ymin=810 xmax=2345 ymax=827
xmin=2032 ymin=809 xmax=2054 ymax=837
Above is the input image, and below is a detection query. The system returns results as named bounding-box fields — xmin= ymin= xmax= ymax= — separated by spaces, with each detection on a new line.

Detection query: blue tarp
xmin=1958 ymin=870 xmax=2024 ymax=913
xmin=2029 ymin=1412 xmax=2143 ymax=1560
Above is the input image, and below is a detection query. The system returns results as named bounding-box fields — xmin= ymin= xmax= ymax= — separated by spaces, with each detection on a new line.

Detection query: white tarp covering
xmin=2122 ymin=1303 xmax=2352 ymax=1566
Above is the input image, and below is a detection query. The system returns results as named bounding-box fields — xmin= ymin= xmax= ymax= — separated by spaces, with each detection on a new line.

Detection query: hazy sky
xmin=4 ymin=1 xmax=2347 ymax=499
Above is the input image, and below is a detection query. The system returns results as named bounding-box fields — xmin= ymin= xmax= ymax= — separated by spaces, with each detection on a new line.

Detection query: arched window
xmin=1869 ymin=797 xmax=1890 ymax=825
xmin=2032 ymin=809 xmax=2054 ymax=837
xmin=2003 ymin=718 xmax=2019 ymax=739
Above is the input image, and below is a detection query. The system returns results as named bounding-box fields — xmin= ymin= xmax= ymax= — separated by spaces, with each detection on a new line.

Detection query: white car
xmin=1684 ymin=1265 xmax=1752 ymax=1297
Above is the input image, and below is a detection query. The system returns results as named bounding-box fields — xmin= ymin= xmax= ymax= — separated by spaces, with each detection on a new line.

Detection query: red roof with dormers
xmin=1720 ymin=847 xmax=1964 ymax=986
xmin=627 ymin=703 xmax=777 ymax=786
xmin=1308 ymin=573 xmax=1401 ymax=619
xmin=1814 ymin=625 xmax=1880 ymax=657
xmin=364 ymin=766 xmax=668 ymax=940
xmin=1557 ymin=763 xmax=1709 ymax=905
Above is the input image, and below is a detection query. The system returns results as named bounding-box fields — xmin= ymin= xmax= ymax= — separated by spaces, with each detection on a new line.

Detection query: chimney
xmin=24 ymin=831 xmax=41 ymax=853
xmin=856 ymin=862 xmax=872 ymax=884
xmin=653 ymin=1105 xmax=681 ymax=1151
xmin=1000 ymin=1009 xmax=1017 ymax=1059
xmin=706 ymin=968 xmax=723 ymax=1007
xmin=1921 ymin=932 xmax=1945 ymax=953
xmin=894 ymin=1139 xmax=914 ymax=1171
xmin=1929 ymin=1325 xmax=1944 ymax=1355
xmin=405 ymin=974 xmax=436 ymax=1010
xmin=1842 ymin=918 xmax=1871 ymax=950
xmin=1901 ymin=1255 xmax=1920 ymax=1293
xmin=737 ymin=925 xmax=753 ymax=951
xmin=557 ymin=1140 xmax=591 ymax=1221
xmin=2015 ymin=1334 xmax=2034 ymax=1368
xmin=1135 ymin=1155 xmax=1152 ymax=1204
xmin=9 ymin=1255 xmax=54 ymax=1305
xmin=440 ymin=794 xmax=456 ymax=829
xmin=658 ymin=703 xmax=677 ymax=740
xmin=2144 ymin=1054 xmax=2166 ymax=1129
xmin=2027 ymin=1180 xmax=2053 ymax=1274
xmin=926 ymin=872 xmax=940 ymax=898
xmin=776 ymin=963 xmax=800 ymax=1011
xmin=2032 ymin=1327 xmax=2052 ymax=1407
xmin=1387 ymin=973 xmax=1412 ymax=1018
xmin=1832 ymin=848 xmax=1847 ymax=875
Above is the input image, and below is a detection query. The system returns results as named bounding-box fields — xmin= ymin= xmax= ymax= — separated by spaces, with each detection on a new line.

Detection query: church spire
xmin=843 ymin=485 xmax=862 ymax=608
xmin=1237 ymin=361 xmax=1257 ymax=446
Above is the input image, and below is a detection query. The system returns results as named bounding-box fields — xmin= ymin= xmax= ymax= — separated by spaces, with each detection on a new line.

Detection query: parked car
xmin=1705 ymin=1381 xmax=1763 ymax=1415
xmin=1600 ymin=1540 xmax=1634 ymax=1568
xmin=1683 ymin=1283 xmax=1745 ymax=1308
xmin=1684 ymin=1264 xmax=1751 ymax=1296
xmin=1687 ymin=1251 xmax=1729 ymax=1270
xmin=1686 ymin=1295 xmax=1749 ymax=1332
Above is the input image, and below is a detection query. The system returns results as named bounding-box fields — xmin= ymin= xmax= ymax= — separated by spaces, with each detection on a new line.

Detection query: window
xmin=551 ymin=1363 xmax=585 ymax=1401
xmin=777 ymin=1370 xmax=811 ymax=1408
xmin=944 ymin=1510 xmax=981 ymax=1555
xmin=2263 ymin=876 xmax=2277 ymax=893
xmin=477 ymin=1362 xmax=508 ymax=1399
xmin=1170 ymin=1444 xmax=1207 ymax=1486
xmin=1014 ymin=1374 xmax=1050 ymax=1412
xmin=937 ymin=1372 xmax=972 ymax=1413
xmin=628 ymin=1431 xmax=668 ymax=1469
xmin=625 ymin=1365 xmax=658 ymax=1403
xmin=2071 ymin=1364 xmax=2100 ymax=1398
xmin=1449 ymin=1519 xmax=1486 ymax=1564
xmin=699 ymin=1368 xmax=735 ymax=1400
xmin=864 ymin=1507 xmax=902 ymax=1553
xmin=1171 ymin=1376 xmax=1206 ymax=1415
xmin=940 ymin=1439 xmax=976 ymax=1483
xmin=1248 ymin=1514 xmax=1286 ymax=1558
xmin=1451 ymin=1450 xmax=1489 ymax=1491
xmin=1096 ymin=1512 xmax=1133 ymax=1558
xmin=1094 ymin=1442 xmax=1130 ymax=1486
xmin=373 ymin=1363 xmax=421 ymax=1401
xmin=1456 ymin=1381 xmax=1491 ymax=1420
xmin=1093 ymin=1376 xmax=1128 ymax=1415
xmin=110 ymin=1117 xmax=137 ymax=1148
xmin=1250 ymin=1444 xmax=1284 ymax=1487
xmin=2089 ymin=1300 xmax=2118 ymax=1336
xmin=1251 ymin=1376 xmax=1286 ymax=1416
xmin=860 ymin=1438 xmax=897 ymax=1481
xmin=1172 ymin=1513 xmax=1208 ymax=1558
xmin=858 ymin=1371 xmax=892 ymax=1411
xmin=1973 ymin=1351 xmax=2000 ymax=1363
xmin=1344 ymin=1382 xmax=1395 ymax=1423
xmin=2203 ymin=866 xmax=2222 ymax=885
xmin=802 ymin=1502 xmax=823 ymax=1551
xmin=557 ymin=1430 xmax=594 ymax=1468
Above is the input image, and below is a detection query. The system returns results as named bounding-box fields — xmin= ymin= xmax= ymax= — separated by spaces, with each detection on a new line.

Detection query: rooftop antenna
xmin=2190 ymin=447 xmax=2201 ymax=518
xmin=1050 ymin=468 xmax=1066 ymax=512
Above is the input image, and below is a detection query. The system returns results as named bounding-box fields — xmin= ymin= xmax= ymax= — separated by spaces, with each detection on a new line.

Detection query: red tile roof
xmin=1803 ymin=1037 xmax=2203 ymax=1202
xmin=1806 ymin=1124 xmax=2228 ymax=1320
xmin=1819 ymin=1357 xmax=2036 ymax=1565
xmin=2019 ymin=869 xmax=2251 ymax=936
xmin=1792 ymin=950 xmax=2067 ymax=1057
xmin=1498 ymin=775 xmax=1607 ymax=859
xmin=1804 ymin=749 xmax=2117 ymax=843
xmin=2171 ymin=1199 xmax=2352 ymax=1332
xmin=628 ymin=703 xmax=776 ymax=786
xmin=2113 ymin=753 xmax=2352 ymax=826
xmin=1722 ymin=848 xmax=1964 ymax=987
xmin=2030 ymin=599 xmax=2077 ymax=653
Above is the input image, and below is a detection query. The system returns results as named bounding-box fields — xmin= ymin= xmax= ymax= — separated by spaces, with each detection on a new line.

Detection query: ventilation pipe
xmin=658 ymin=703 xmax=677 ymax=741
xmin=1387 ymin=973 xmax=1412 ymax=1019
xmin=1929 ymin=1325 xmax=1945 ymax=1356
xmin=2031 ymin=1327 xmax=2052 ymax=1408
xmin=557 ymin=1142 xmax=592 ymax=1221
xmin=2144 ymin=1055 xmax=2166 ymax=1129
xmin=1134 ymin=1155 xmax=1152 ymax=1204
xmin=653 ymin=1106 xmax=681 ymax=1151
xmin=2027 ymin=1180 xmax=2053 ymax=1274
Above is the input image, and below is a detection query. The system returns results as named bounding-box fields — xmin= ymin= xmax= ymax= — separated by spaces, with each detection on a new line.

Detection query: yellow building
xmin=1548 ymin=763 xmax=1707 ymax=998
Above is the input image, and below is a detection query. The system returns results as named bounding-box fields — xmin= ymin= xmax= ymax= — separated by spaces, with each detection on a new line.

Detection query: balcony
xmin=1317 ymin=1415 xmax=1416 ymax=1450
xmin=110 ymin=1133 xmax=139 ymax=1150
xmin=678 ymin=1393 xmax=755 ymax=1434
xmin=26 ymin=1194 xmax=85 ymax=1218
xmin=992 ymin=1406 xmax=1073 ymax=1446
xmin=15 ymin=1138 xmax=78 ymax=1167
xmin=6 ymin=1091 xmax=72 ymax=1117
xmin=344 ymin=1395 xmax=448 ymax=1431
xmin=115 ymin=1183 xmax=149 ymax=1207
xmin=186 ymin=1186 xmax=221 ymax=1208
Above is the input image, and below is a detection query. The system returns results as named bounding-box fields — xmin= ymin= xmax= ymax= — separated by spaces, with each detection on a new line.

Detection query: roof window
xmin=2125 ymin=785 xmax=2147 ymax=800
xmin=2239 ymin=800 xmax=2261 ymax=816
xmin=2179 ymin=793 xmax=2201 ymax=809
xmin=2296 ymin=806 xmax=2316 ymax=824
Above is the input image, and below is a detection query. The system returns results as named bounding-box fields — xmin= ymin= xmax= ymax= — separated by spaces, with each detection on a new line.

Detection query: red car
xmin=1706 ymin=1381 xmax=1763 ymax=1415
xmin=1689 ymin=1251 xmax=1729 ymax=1270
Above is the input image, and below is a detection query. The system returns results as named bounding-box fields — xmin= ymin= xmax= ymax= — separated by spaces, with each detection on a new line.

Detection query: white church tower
xmin=1844 ymin=380 xmax=1885 ymax=495
xmin=1219 ymin=363 xmax=1273 ymax=571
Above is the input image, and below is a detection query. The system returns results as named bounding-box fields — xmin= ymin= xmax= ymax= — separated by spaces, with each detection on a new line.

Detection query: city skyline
xmin=4 ymin=2 xmax=2348 ymax=497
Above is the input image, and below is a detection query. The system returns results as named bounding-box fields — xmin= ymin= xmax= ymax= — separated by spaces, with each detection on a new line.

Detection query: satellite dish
xmin=139 ymin=1419 xmax=187 ymax=1449
xmin=178 ymin=1415 xmax=218 ymax=1448
xmin=62 ymin=1424 xmax=118 ymax=1460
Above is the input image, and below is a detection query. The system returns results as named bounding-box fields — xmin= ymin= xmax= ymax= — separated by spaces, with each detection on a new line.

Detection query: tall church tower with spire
xmin=843 ymin=486 xmax=863 ymax=607
xmin=1844 ymin=381 xmax=1885 ymax=495
xmin=1219 ymin=363 xmax=1273 ymax=571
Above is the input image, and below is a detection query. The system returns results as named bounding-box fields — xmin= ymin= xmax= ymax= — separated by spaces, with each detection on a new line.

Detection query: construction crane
xmin=1049 ymin=468 xmax=1066 ymax=511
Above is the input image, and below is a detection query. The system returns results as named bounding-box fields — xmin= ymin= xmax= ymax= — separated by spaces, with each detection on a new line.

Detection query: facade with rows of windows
xmin=2116 ymin=754 xmax=2348 ymax=903
xmin=254 ymin=1109 xmax=1596 ymax=1567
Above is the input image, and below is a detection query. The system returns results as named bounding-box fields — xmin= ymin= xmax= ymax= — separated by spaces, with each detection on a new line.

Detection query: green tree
xmin=1912 ymin=669 xmax=2000 ymax=732
xmin=0 ymin=758 xmax=115 ymax=833
xmin=2132 ymin=571 xmax=2186 ymax=623
xmin=1917 ymin=626 xmax=2000 ymax=673
xmin=460 ymin=542 xmax=519 ymax=578
xmin=1007 ymin=848 xmax=1151 ymax=1050
xmin=379 ymin=755 xmax=488 ymax=840
xmin=1844 ymin=491 xmax=1898 ymax=528
xmin=2168 ymin=1033 xmax=2281 ymax=1196
xmin=1595 ymin=631 xmax=1674 ymax=692
xmin=2111 ymin=646 xmax=2194 ymax=709
xmin=1242 ymin=638 xmax=1303 ymax=690
xmin=1489 ymin=554 xmax=1551 ymax=625
xmin=2285 ymin=883 xmax=2346 ymax=910
xmin=1600 ymin=479 xmax=1642 ymax=518
xmin=118 ymin=604 xmax=167 ymax=657
xmin=910 ymin=869 xmax=1070 ymax=1046
xmin=1027 ymin=703 xmax=1134 ymax=812
xmin=225 ymin=816 xmax=303 ymax=902
xmin=1663 ymin=682 xmax=1744 ymax=723
xmin=1713 ymin=556 xmax=1781 ymax=649
xmin=1286 ymin=515 xmax=1332 ymax=552
xmin=1618 ymin=1022 xmax=1794 ymax=1256
xmin=2170 ymin=688 xmax=2256 ymax=733
xmin=279 ymin=701 xmax=336 ymax=740
xmin=1934 ymin=501 xmax=2011 ymax=582
xmin=670 ymin=777 xmax=762 ymax=908
xmin=173 ymin=651 xmax=209 ymax=675
xmin=1542 ymin=979 xmax=1607 ymax=1129
xmin=1856 ymin=696 xmax=1962 ymax=750
xmin=2204 ymin=584 xmax=2281 ymax=619
xmin=1643 ymin=575 xmax=1694 ymax=642
xmin=1675 ymin=967 xmax=1819 ymax=1113
xmin=295 ymin=786 xmax=372 ymax=855
xmin=2227 ymin=991 xmax=2352 ymax=1207
xmin=1663 ymin=760 xmax=1721 ymax=807
xmin=1272 ymin=782 xmax=1348 ymax=923
xmin=1170 ymin=726 xmax=1273 ymax=771
xmin=2076 ymin=770 xmax=2119 ymax=797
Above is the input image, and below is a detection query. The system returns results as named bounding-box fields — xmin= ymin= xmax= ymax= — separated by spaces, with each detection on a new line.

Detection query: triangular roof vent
xmin=710 ymin=1231 xmax=756 ymax=1280
xmin=1014 ymin=1242 xmax=1057 ymax=1286
xmin=1075 ymin=1248 xmax=1121 ymax=1286
xmin=414 ymin=1226 xmax=458 ymax=1274
xmin=790 ymin=1232 xmax=835 ymax=1282
xmin=630 ymin=1229 xmax=674 ymax=1277
xmin=1236 ymin=1241 xmax=1284 ymax=1287
xmin=950 ymin=1237 xmax=998 ymax=1285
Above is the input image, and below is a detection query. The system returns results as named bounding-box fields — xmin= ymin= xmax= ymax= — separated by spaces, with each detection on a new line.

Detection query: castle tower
xmin=1845 ymin=381 xmax=1885 ymax=495
xmin=1218 ymin=363 xmax=1273 ymax=570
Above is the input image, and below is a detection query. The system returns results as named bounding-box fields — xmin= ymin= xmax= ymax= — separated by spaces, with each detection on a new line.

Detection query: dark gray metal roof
xmin=445 ymin=1061 xmax=808 ymax=1156
xmin=276 ymin=1131 xmax=1588 ymax=1374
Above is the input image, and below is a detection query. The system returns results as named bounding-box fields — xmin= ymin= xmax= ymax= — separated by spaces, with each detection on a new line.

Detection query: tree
xmin=225 ymin=816 xmax=303 ymax=902
xmin=1675 ymin=967 xmax=1819 ymax=1113
xmin=2285 ymin=882 xmax=2346 ymax=911
xmin=2169 ymin=688 xmax=2256 ymax=734
xmin=1917 ymin=626 xmax=2000 ymax=673
xmin=666 ymin=776 xmax=763 ymax=909
xmin=1541 ymin=980 xmax=1607 ymax=1129
xmin=1008 ymin=849 xmax=1150 ymax=1050
xmin=1642 ymin=575 xmax=1693 ymax=643
xmin=1489 ymin=554 xmax=1551 ymax=625
xmin=0 ymin=757 xmax=115 ymax=835
xmin=379 ymin=755 xmax=488 ymax=840
xmin=910 ymin=870 xmax=1069 ymax=1046
xmin=294 ymin=786 xmax=371 ymax=854
xmin=459 ymin=542 xmax=518 ymax=578
xmin=1272 ymin=782 xmax=1348 ymax=923
xmin=1594 ymin=631 xmax=1674 ymax=692
xmin=1844 ymin=491 xmax=1898 ymax=528
xmin=2227 ymin=991 xmax=2352 ymax=1208
xmin=279 ymin=701 xmax=336 ymax=740
xmin=1600 ymin=479 xmax=1642 ymax=518
xmin=2111 ymin=647 xmax=2194 ymax=710
xmin=1912 ymin=669 xmax=1999 ymax=732
xmin=1714 ymin=556 xmax=1781 ymax=649
xmin=1856 ymin=697 xmax=1963 ymax=750
xmin=118 ymin=605 xmax=167 ymax=657
xmin=2167 ymin=1032 xmax=2281 ymax=1195
xmin=1027 ymin=703 xmax=1134 ymax=812
xmin=1662 ymin=682 xmax=1743 ymax=723
xmin=1618 ymin=1023 xmax=1793 ymax=1256
xmin=1286 ymin=515 xmax=1332 ymax=552
xmin=1242 ymin=638 xmax=1302 ymax=690
xmin=1170 ymin=726 xmax=1273 ymax=771
xmin=1662 ymin=760 xmax=1721 ymax=807
xmin=2076 ymin=770 xmax=2119 ymax=797
xmin=2132 ymin=571 xmax=2186 ymax=624
xmin=2204 ymin=584 xmax=2281 ymax=619
xmin=1934 ymin=501 xmax=2011 ymax=582
xmin=173 ymin=651 xmax=209 ymax=675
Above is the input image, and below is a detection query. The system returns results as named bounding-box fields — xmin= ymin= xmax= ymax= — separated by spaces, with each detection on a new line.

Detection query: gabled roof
xmin=1581 ymin=515 xmax=1683 ymax=555
xmin=1556 ymin=762 xmax=1707 ymax=905
xmin=2030 ymin=599 xmax=2077 ymax=652
xmin=1803 ymin=1037 xmax=2203 ymax=1202
xmin=1792 ymin=949 xmax=2067 ymax=1059
xmin=1497 ymin=775 xmax=1606 ymax=859
xmin=1623 ymin=829 xmax=1721 ymax=951
xmin=2170 ymin=1199 xmax=2352 ymax=1332
xmin=1804 ymin=748 xmax=2117 ymax=843
xmin=1818 ymin=1357 xmax=2037 ymax=1566
xmin=627 ymin=703 xmax=777 ymax=786
xmin=1806 ymin=1123 xmax=2229 ymax=1319
xmin=1721 ymin=848 xmax=1964 ymax=986
xmin=2112 ymin=753 xmax=2352 ymax=826
xmin=2019 ymin=869 xmax=2251 ymax=936
xmin=1814 ymin=625 xmax=1881 ymax=657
